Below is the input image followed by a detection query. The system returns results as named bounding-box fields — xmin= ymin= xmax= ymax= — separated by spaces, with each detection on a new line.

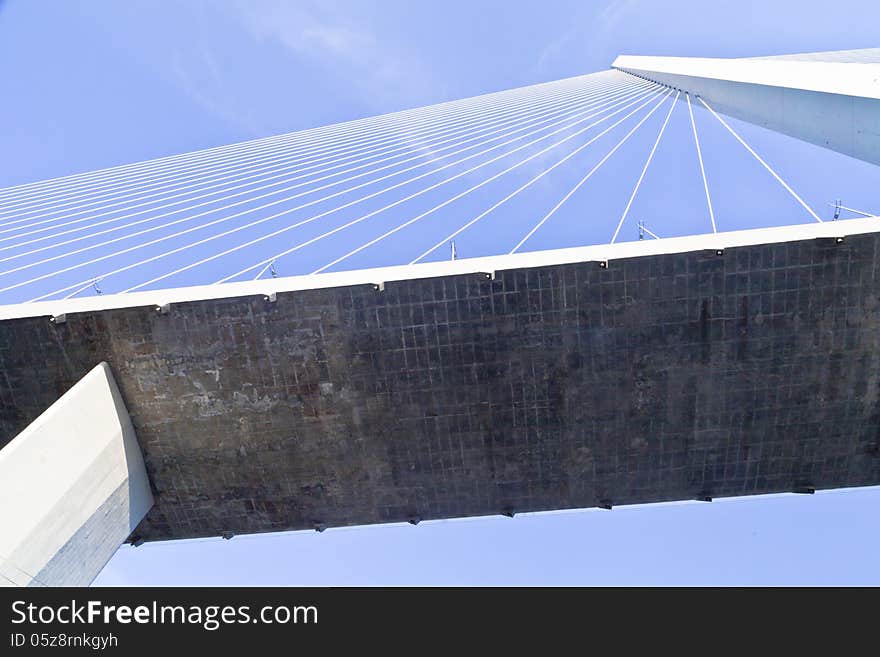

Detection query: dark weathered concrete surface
xmin=1 ymin=233 xmax=879 ymax=541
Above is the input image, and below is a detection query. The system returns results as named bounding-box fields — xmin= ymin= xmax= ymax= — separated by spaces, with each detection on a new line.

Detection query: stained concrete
xmin=1 ymin=233 xmax=879 ymax=542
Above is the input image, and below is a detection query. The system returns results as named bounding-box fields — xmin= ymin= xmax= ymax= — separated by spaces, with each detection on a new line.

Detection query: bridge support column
xmin=612 ymin=53 xmax=880 ymax=166
xmin=0 ymin=362 xmax=153 ymax=587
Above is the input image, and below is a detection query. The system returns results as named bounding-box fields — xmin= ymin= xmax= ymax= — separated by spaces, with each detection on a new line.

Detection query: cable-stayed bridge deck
xmin=1 ymin=49 xmax=879 ymax=561
xmin=1 ymin=218 xmax=879 ymax=541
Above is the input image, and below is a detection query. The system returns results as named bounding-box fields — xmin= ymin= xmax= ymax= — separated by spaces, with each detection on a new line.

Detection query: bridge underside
xmin=1 ymin=225 xmax=880 ymax=542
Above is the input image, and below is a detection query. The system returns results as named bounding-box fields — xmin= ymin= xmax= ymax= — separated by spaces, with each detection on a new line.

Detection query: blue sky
xmin=2 ymin=0 xmax=879 ymax=187
xmin=0 ymin=0 xmax=878 ymax=584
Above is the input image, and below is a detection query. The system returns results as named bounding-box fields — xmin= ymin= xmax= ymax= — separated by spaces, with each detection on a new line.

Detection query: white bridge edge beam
xmin=612 ymin=54 xmax=880 ymax=165
xmin=0 ymin=362 xmax=153 ymax=587
xmin=0 ymin=215 xmax=877 ymax=321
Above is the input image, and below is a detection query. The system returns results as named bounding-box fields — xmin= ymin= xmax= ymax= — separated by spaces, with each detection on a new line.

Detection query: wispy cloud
xmin=595 ymin=0 xmax=638 ymax=30
xmin=231 ymin=0 xmax=436 ymax=112
xmin=156 ymin=0 xmax=438 ymax=137
xmin=238 ymin=2 xmax=375 ymax=58
xmin=533 ymin=0 xmax=638 ymax=75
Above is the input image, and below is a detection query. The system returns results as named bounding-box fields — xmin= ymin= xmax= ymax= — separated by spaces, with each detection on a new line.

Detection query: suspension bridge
xmin=1 ymin=48 xmax=879 ymax=585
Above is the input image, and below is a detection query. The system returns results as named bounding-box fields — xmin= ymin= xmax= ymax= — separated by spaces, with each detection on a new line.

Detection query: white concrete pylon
xmin=0 ymin=362 xmax=153 ymax=587
xmin=612 ymin=48 xmax=880 ymax=165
